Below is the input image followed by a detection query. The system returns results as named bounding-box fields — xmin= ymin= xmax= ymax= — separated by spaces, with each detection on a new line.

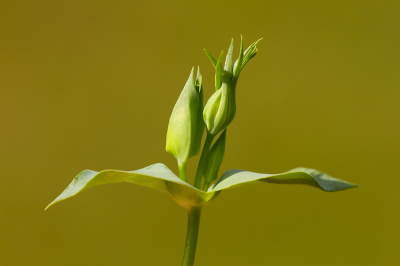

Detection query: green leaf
xmin=233 ymin=35 xmax=244 ymax=80
xmin=215 ymin=51 xmax=224 ymax=91
xmin=194 ymin=67 xmax=205 ymax=156
xmin=224 ymin=39 xmax=234 ymax=74
xmin=46 ymin=163 xmax=219 ymax=211
xmin=204 ymin=49 xmax=217 ymax=68
xmin=203 ymin=129 xmax=227 ymax=191
xmin=241 ymin=38 xmax=262 ymax=70
xmin=242 ymin=38 xmax=262 ymax=57
xmin=210 ymin=167 xmax=359 ymax=192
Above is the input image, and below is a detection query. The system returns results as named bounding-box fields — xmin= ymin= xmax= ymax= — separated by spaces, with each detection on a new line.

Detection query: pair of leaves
xmin=46 ymin=163 xmax=358 ymax=211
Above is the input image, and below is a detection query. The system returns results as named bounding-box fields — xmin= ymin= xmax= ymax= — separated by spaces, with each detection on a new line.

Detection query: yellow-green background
xmin=1 ymin=1 xmax=399 ymax=265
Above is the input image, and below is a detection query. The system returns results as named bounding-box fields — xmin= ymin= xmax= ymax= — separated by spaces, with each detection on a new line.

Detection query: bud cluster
xmin=166 ymin=37 xmax=261 ymax=189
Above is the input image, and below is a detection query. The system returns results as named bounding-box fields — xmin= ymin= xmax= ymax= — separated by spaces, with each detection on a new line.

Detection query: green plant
xmin=46 ymin=37 xmax=358 ymax=266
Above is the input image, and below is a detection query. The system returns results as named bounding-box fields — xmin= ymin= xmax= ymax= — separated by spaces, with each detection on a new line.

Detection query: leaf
xmin=210 ymin=167 xmax=359 ymax=192
xmin=46 ymin=163 xmax=219 ymax=211
xmin=215 ymin=51 xmax=224 ymax=91
xmin=241 ymin=38 xmax=262 ymax=70
xmin=203 ymin=129 xmax=227 ymax=190
xmin=224 ymin=39 xmax=234 ymax=74
xmin=233 ymin=35 xmax=244 ymax=80
xmin=242 ymin=38 xmax=262 ymax=57
xmin=194 ymin=67 xmax=205 ymax=156
xmin=204 ymin=49 xmax=217 ymax=68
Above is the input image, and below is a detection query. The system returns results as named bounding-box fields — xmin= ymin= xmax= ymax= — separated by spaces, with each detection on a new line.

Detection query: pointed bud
xmin=203 ymin=83 xmax=236 ymax=136
xmin=194 ymin=67 xmax=205 ymax=155
xmin=233 ymin=37 xmax=262 ymax=74
xmin=166 ymin=68 xmax=204 ymax=166
xmin=203 ymin=37 xmax=261 ymax=136
xmin=203 ymin=40 xmax=236 ymax=136
xmin=203 ymin=129 xmax=227 ymax=190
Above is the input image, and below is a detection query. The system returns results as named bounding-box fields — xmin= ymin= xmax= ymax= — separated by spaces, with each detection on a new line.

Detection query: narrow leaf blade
xmin=241 ymin=38 xmax=262 ymax=70
xmin=204 ymin=49 xmax=217 ymax=68
xmin=224 ymin=39 xmax=234 ymax=74
xmin=210 ymin=168 xmax=359 ymax=192
xmin=215 ymin=51 xmax=224 ymax=90
xmin=233 ymin=35 xmax=244 ymax=79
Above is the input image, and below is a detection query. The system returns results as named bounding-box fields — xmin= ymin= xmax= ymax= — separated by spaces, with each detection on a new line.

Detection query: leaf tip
xmin=44 ymin=202 xmax=53 ymax=211
xmin=341 ymin=179 xmax=360 ymax=190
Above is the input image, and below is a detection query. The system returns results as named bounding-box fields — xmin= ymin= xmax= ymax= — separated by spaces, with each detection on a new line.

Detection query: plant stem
xmin=194 ymin=133 xmax=214 ymax=189
xmin=202 ymin=182 xmax=210 ymax=192
xmin=179 ymin=162 xmax=188 ymax=182
xmin=182 ymin=207 xmax=202 ymax=266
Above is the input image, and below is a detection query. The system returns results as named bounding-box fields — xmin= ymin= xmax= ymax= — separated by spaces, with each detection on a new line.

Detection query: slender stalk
xmin=202 ymin=182 xmax=210 ymax=192
xmin=178 ymin=162 xmax=188 ymax=182
xmin=182 ymin=207 xmax=202 ymax=266
xmin=193 ymin=133 xmax=214 ymax=189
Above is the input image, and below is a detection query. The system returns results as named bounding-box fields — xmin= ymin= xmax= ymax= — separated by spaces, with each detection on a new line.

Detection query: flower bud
xmin=166 ymin=68 xmax=204 ymax=166
xmin=203 ymin=37 xmax=261 ymax=136
xmin=203 ymin=81 xmax=236 ymax=136
xmin=203 ymin=129 xmax=227 ymax=191
xmin=203 ymin=39 xmax=236 ymax=136
xmin=194 ymin=67 xmax=205 ymax=155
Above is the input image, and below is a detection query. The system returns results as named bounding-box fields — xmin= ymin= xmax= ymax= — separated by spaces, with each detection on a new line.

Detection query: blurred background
xmin=1 ymin=1 xmax=399 ymax=265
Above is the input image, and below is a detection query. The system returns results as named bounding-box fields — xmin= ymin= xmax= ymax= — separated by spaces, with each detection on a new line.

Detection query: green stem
xmin=179 ymin=162 xmax=188 ymax=182
xmin=182 ymin=207 xmax=202 ymax=266
xmin=202 ymin=182 xmax=210 ymax=192
xmin=193 ymin=133 xmax=214 ymax=189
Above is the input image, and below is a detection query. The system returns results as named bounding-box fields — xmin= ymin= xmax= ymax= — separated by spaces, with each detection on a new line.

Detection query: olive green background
xmin=1 ymin=1 xmax=399 ymax=265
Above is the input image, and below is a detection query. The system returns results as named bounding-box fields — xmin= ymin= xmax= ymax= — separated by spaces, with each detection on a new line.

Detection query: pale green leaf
xmin=46 ymin=163 xmax=219 ymax=211
xmin=224 ymin=39 xmax=234 ymax=74
xmin=203 ymin=129 xmax=227 ymax=191
xmin=210 ymin=167 xmax=358 ymax=192
xmin=233 ymin=35 xmax=244 ymax=80
xmin=215 ymin=51 xmax=224 ymax=91
xmin=204 ymin=49 xmax=217 ymax=68
xmin=241 ymin=38 xmax=262 ymax=70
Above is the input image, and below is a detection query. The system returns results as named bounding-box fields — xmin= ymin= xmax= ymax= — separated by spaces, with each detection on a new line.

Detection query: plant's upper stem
xmin=193 ymin=133 xmax=214 ymax=189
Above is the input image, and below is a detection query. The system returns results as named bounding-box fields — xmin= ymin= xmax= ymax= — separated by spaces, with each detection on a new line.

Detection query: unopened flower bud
xmin=203 ymin=40 xmax=236 ymax=136
xmin=194 ymin=67 xmax=205 ymax=155
xmin=203 ymin=81 xmax=236 ymax=136
xmin=166 ymin=68 xmax=204 ymax=166
xmin=203 ymin=37 xmax=261 ymax=136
